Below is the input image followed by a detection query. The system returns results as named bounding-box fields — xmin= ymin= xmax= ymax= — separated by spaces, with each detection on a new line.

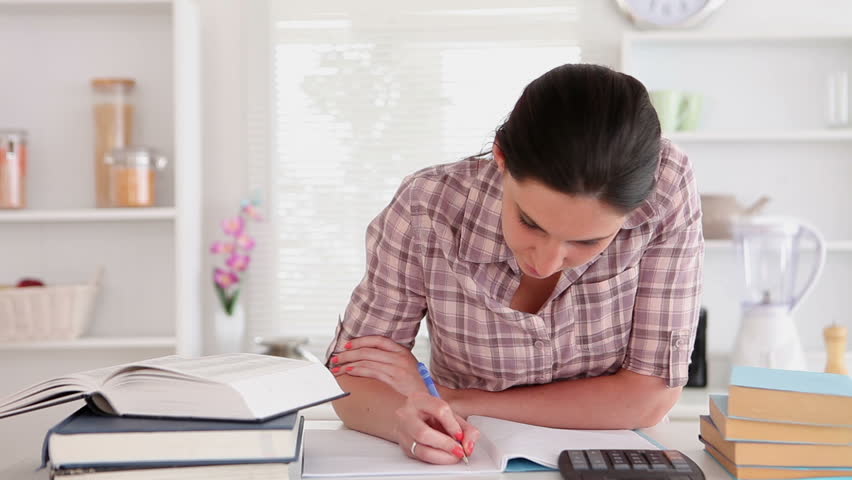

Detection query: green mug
xmin=679 ymin=93 xmax=703 ymax=131
xmin=649 ymin=90 xmax=703 ymax=132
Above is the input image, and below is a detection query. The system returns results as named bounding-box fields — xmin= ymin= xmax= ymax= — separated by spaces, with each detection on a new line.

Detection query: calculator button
xmin=626 ymin=452 xmax=650 ymax=469
xmin=607 ymin=451 xmax=630 ymax=470
xmin=665 ymin=451 xmax=684 ymax=459
xmin=663 ymin=451 xmax=693 ymax=472
xmin=645 ymin=451 xmax=671 ymax=470
xmin=585 ymin=451 xmax=605 ymax=462
xmin=586 ymin=450 xmax=607 ymax=469
xmin=567 ymin=451 xmax=590 ymax=470
xmin=607 ymin=451 xmax=627 ymax=463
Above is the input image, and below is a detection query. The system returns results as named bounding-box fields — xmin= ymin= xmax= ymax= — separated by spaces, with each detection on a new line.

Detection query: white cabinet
xmin=0 ymin=0 xmax=202 ymax=391
xmin=621 ymin=32 xmax=852 ymax=355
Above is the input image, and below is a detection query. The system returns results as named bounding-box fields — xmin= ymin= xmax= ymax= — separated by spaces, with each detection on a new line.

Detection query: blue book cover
xmin=730 ymin=366 xmax=852 ymax=397
xmin=43 ymin=406 xmax=304 ymax=470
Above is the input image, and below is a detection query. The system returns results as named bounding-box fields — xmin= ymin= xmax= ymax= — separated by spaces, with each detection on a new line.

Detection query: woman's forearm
xmin=331 ymin=375 xmax=407 ymax=442
xmin=446 ymin=369 xmax=681 ymax=429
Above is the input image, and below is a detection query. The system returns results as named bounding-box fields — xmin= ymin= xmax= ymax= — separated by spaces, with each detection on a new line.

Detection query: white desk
xmin=0 ymin=403 xmax=728 ymax=479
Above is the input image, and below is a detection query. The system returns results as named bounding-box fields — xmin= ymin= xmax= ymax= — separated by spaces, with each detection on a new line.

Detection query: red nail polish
xmin=331 ymin=356 xmax=339 ymax=364
xmin=467 ymin=442 xmax=475 ymax=455
xmin=452 ymin=446 xmax=464 ymax=458
xmin=344 ymin=342 xmax=352 ymax=349
xmin=345 ymin=366 xmax=354 ymax=372
xmin=454 ymin=431 xmax=464 ymax=442
xmin=331 ymin=366 xmax=340 ymax=373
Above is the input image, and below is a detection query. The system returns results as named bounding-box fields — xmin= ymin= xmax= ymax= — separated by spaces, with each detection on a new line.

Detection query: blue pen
xmin=417 ymin=362 xmax=470 ymax=465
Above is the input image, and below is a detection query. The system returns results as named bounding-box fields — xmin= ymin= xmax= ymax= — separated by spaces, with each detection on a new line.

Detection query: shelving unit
xmin=0 ymin=208 xmax=177 ymax=223
xmin=0 ymin=0 xmax=201 ymax=393
xmin=667 ymin=130 xmax=852 ymax=143
xmin=0 ymin=337 xmax=176 ymax=351
xmin=622 ymin=31 xmax=852 ymax=357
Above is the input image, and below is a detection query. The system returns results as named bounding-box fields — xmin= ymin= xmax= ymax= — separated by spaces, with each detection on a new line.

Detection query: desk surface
xmin=0 ymin=403 xmax=727 ymax=479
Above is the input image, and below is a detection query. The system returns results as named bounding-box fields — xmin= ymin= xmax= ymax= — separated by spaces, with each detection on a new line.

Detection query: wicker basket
xmin=0 ymin=276 xmax=99 ymax=342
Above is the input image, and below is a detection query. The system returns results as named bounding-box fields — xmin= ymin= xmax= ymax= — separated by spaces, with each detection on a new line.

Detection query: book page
xmin=302 ymin=428 xmax=503 ymax=477
xmin=1 ymin=353 xmax=344 ymax=420
xmin=302 ymin=416 xmax=660 ymax=477
xmin=0 ymin=363 xmax=124 ymax=417
xmin=107 ymin=354 xmax=308 ymax=384
xmin=228 ymin=360 xmax=346 ymax=419
xmin=469 ymin=416 xmax=660 ymax=470
xmin=100 ymin=354 xmax=344 ymax=420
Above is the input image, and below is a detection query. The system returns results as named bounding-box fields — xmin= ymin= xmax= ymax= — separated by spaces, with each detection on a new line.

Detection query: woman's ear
xmin=492 ymin=143 xmax=506 ymax=173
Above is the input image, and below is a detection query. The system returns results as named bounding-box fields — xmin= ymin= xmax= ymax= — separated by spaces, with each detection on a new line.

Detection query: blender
xmin=730 ymin=217 xmax=826 ymax=371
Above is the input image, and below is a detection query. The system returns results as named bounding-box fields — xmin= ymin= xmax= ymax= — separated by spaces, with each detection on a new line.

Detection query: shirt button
xmin=536 ymin=376 xmax=546 ymax=383
xmin=534 ymin=340 xmax=546 ymax=349
xmin=674 ymin=338 xmax=688 ymax=349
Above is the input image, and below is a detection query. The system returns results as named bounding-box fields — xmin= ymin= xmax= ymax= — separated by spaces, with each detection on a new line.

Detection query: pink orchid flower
xmin=214 ymin=268 xmax=239 ymax=289
xmin=222 ymin=216 xmax=245 ymax=236
xmin=226 ymin=253 xmax=251 ymax=272
xmin=209 ymin=242 xmax=236 ymax=254
xmin=236 ymin=233 xmax=256 ymax=251
xmin=242 ymin=203 xmax=264 ymax=221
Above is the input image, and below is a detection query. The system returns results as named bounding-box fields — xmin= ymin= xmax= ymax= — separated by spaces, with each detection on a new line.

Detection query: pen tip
xmin=463 ymin=455 xmax=470 ymax=465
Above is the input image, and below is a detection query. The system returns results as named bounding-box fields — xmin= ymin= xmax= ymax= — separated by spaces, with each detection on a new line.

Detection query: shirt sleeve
xmin=324 ymin=176 xmax=428 ymax=363
xmin=622 ymin=145 xmax=704 ymax=388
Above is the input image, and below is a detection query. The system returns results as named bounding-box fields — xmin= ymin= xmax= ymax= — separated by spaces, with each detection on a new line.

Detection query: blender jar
xmin=734 ymin=216 xmax=826 ymax=310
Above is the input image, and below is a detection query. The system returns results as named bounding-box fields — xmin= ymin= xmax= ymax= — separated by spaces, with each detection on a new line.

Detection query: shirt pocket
xmin=569 ymin=265 xmax=639 ymax=366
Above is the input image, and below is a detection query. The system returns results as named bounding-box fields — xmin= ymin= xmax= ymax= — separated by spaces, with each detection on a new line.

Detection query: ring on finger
xmin=410 ymin=440 xmax=418 ymax=456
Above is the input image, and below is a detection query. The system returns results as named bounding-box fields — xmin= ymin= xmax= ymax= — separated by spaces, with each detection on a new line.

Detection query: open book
xmin=303 ymin=415 xmax=660 ymax=477
xmin=0 ymin=353 xmax=346 ymax=422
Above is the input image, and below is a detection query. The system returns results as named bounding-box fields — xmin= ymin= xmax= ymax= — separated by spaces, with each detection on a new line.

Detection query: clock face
xmin=617 ymin=0 xmax=725 ymax=28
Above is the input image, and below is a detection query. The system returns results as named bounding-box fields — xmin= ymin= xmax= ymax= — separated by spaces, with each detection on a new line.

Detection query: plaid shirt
xmin=327 ymin=139 xmax=703 ymax=390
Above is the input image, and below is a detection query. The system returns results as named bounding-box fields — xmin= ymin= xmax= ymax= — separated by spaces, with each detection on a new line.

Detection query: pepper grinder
xmin=824 ymin=324 xmax=848 ymax=375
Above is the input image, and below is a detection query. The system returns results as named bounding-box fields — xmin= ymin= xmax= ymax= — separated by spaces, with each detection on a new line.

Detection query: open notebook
xmin=303 ymin=415 xmax=660 ymax=477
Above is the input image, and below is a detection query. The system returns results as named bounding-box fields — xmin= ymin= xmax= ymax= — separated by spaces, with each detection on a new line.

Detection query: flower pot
xmin=213 ymin=302 xmax=245 ymax=354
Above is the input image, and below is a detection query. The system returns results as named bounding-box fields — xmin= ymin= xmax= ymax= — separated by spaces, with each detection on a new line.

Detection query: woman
xmin=325 ymin=64 xmax=703 ymax=465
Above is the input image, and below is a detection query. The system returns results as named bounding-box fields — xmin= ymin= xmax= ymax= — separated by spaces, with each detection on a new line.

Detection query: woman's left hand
xmin=330 ymin=336 xmax=428 ymax=396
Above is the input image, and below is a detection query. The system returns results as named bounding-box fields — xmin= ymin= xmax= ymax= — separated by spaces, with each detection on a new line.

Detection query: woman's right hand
xmin=394 ymin=392 xmax=479 ymax=464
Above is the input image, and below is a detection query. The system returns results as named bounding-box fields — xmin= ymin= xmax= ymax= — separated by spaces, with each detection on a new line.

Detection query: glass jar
xmin=105 ymin=147 xmax=167 ymax=208
xmin=92 ymin=78 xmax=135 ymax=207
xmin=0 ymin=129 xmax=28 ymax=209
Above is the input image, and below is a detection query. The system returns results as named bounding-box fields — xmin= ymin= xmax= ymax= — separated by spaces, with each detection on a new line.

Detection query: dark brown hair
xmin=495 ymin=64 xmax=661 ymax=212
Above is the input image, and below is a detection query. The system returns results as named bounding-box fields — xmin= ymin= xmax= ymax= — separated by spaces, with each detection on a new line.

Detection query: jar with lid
xmin=105 ymin=147 xmax=167 ymax=208
xmin=92 ymin=78 xmax=135 ymax=207
xmin=0 ymin=129 xmax=28 ymax=209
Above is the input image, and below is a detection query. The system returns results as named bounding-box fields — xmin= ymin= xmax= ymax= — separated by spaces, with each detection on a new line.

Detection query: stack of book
xmin=0 ymin=353 xmax=346 ymax=479
xmin=699 ymin=366 xmax=852 ymax=480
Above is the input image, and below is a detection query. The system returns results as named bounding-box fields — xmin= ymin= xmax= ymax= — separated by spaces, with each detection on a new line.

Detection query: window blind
xmin=246 ymin=0 xmax=589 ymax=358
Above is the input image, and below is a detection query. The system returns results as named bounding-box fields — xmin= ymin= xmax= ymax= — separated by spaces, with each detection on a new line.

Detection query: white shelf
xmin=0 ymin=0 xmax=170 ymax=5
xmin=0 ymin=337 xmax=177 ymax=351
xmin=624 ymin=32 xmax=852 ymax=44
xmin=0 ymin=208 xmax=176 ymax=223
xmin=667 ymin=130 xmax=852 ymax=143
xmin=705 ymin=239 xmax=852 ymax=252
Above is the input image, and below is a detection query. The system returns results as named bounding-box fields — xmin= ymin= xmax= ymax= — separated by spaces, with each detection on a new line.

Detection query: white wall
xmin=199 ymin=0 xmax=247 ymax=353
xmin=198 ymin=1 xmax=852 ymax=355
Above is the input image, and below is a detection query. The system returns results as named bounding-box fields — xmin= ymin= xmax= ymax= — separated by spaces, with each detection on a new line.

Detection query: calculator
xmin=558 ymin=449 xmax=705 ymax=480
